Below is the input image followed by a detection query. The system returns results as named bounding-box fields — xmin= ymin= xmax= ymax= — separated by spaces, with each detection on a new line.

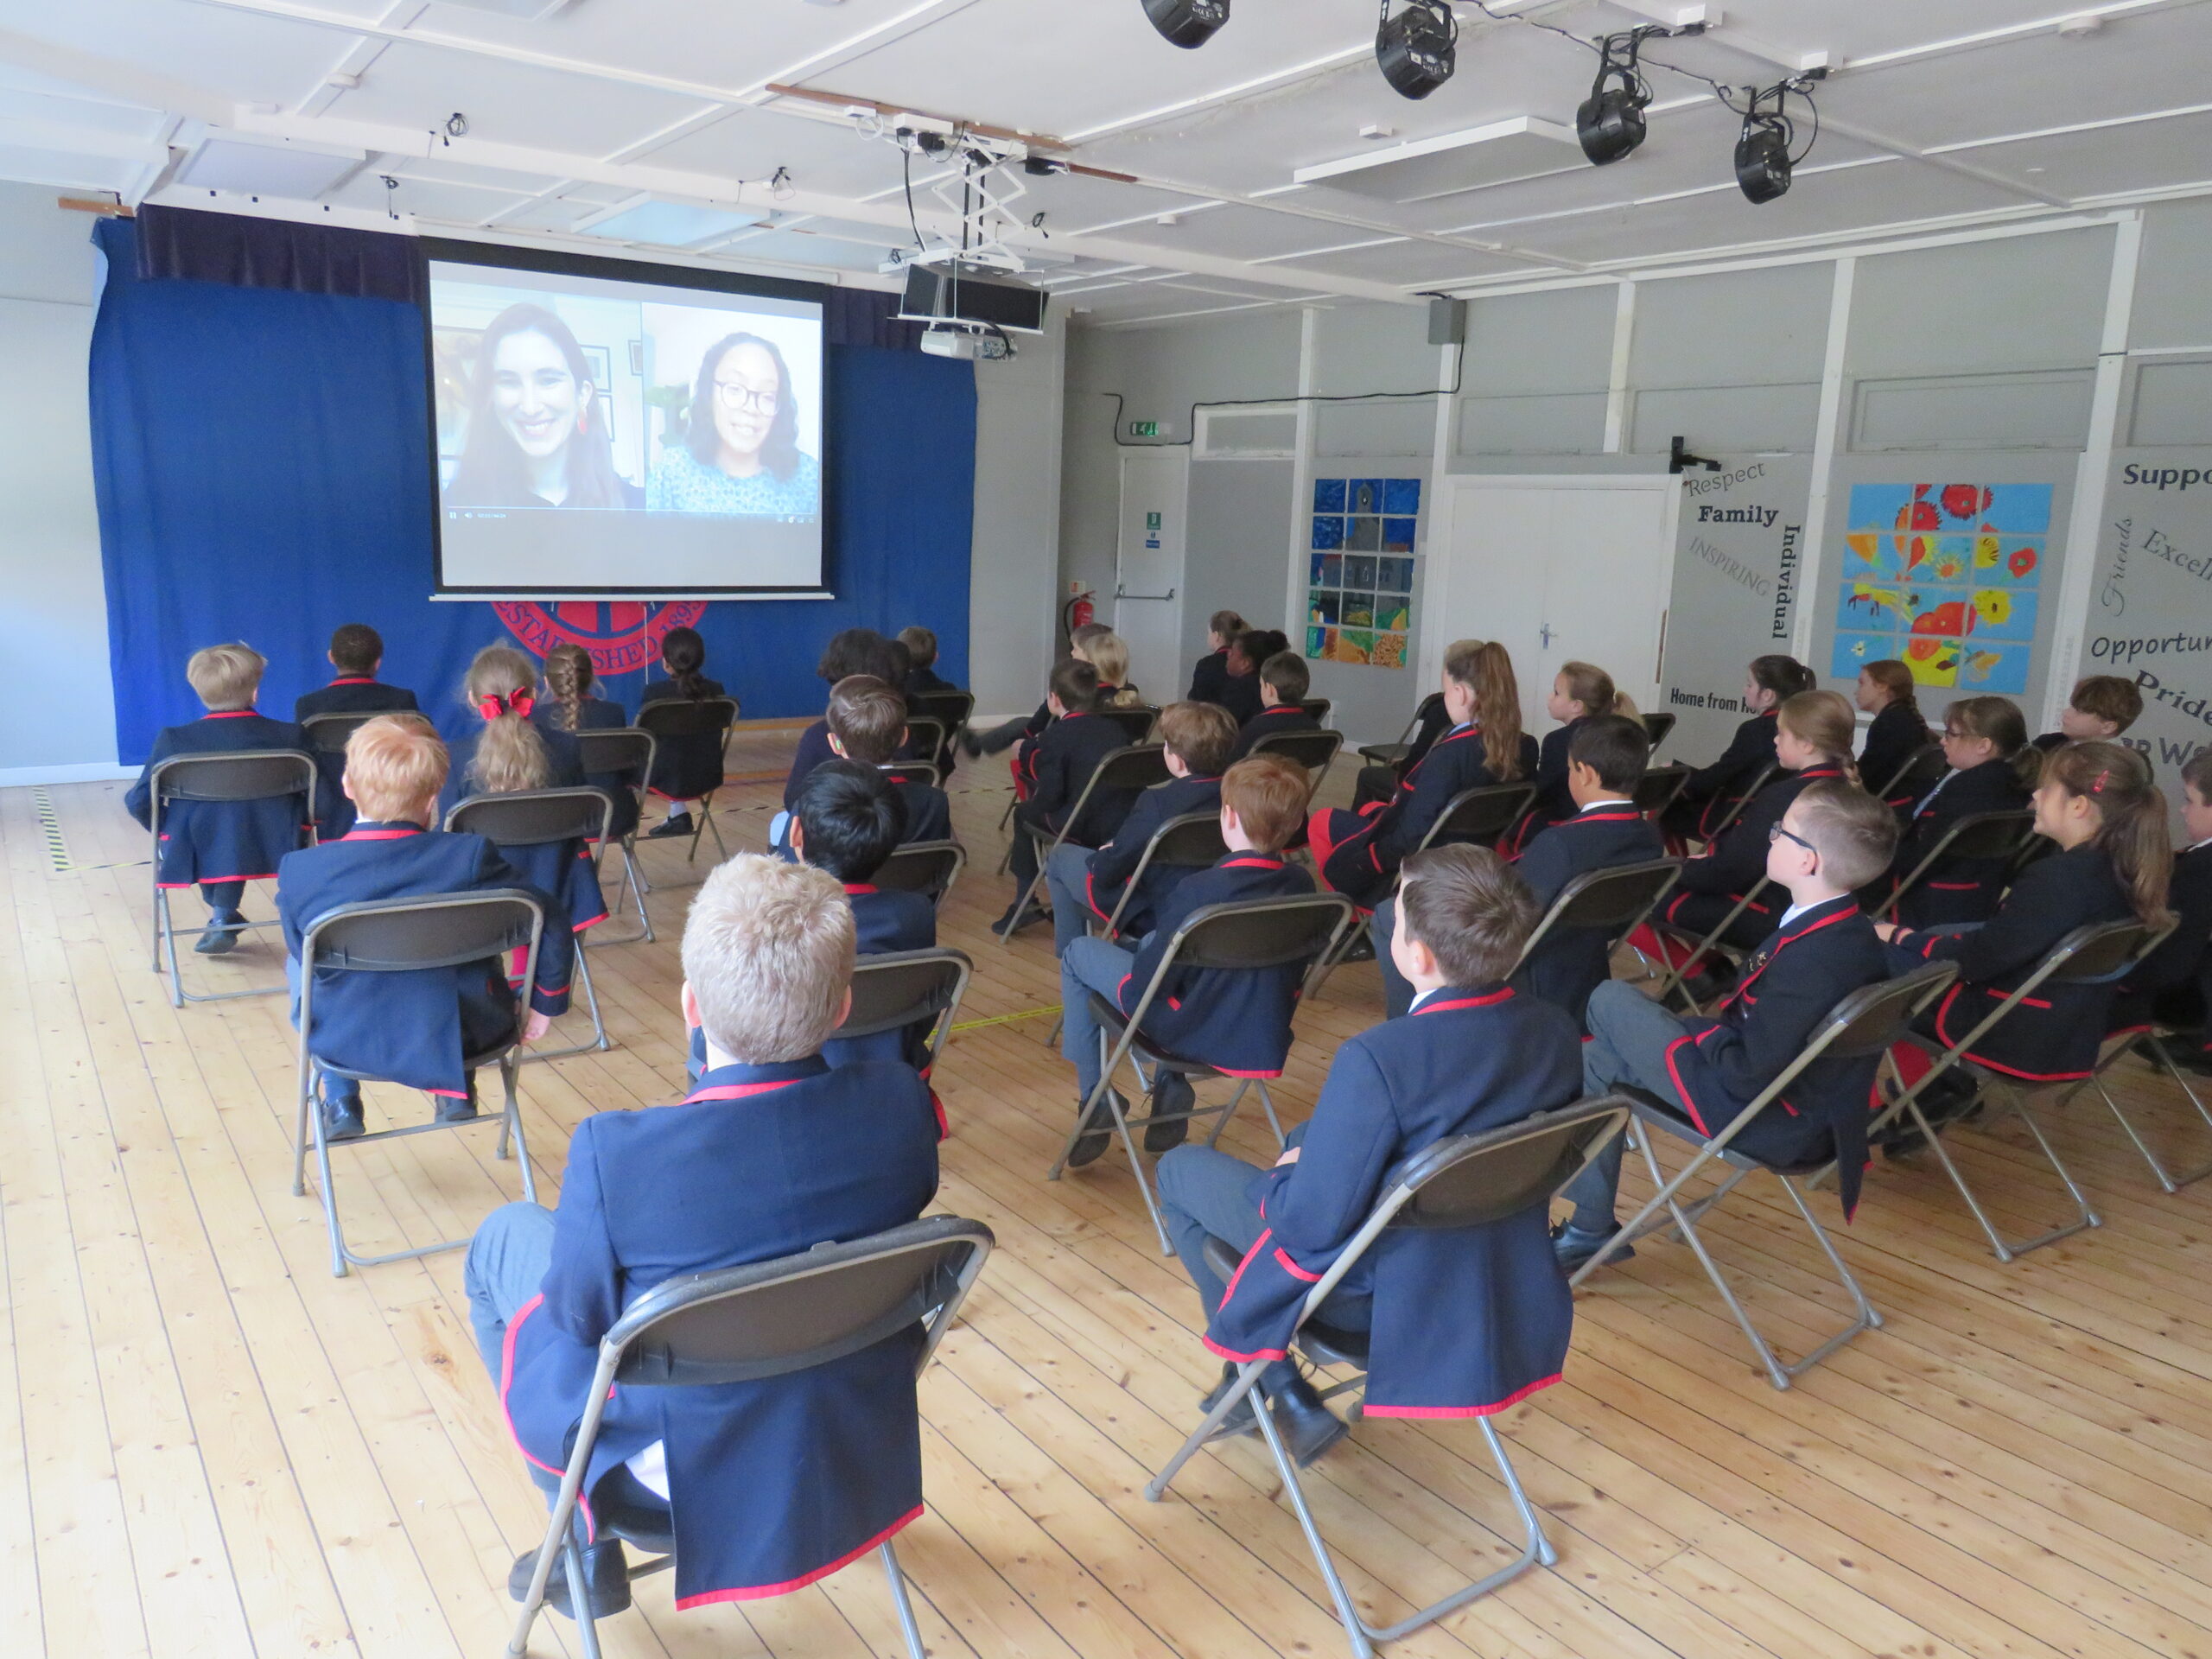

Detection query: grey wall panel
xmin=1463 ymin=285 xmax=1616 ymax=394
xmin=1204 ymin=409 xmax=1298 ymax=454
xmin=2132 ymin=200 xmax=2212 ymax=351
xmin=969 ymin=319 xmax=1066 ymax=719
xmin=2126 ymin=357 xmax=2212 ymax=447
xmin=1850 ymin=369 xmax=2094 ymax=451
xmin=1315 ymin=301 xmax=1437 ymax=397
xmin=1317 ymin=399 xmax=1434 ymax=456
xmin=1630 ymin=263 xmax=1834 ymax=390
xmin=1629 ymin=383 xmax=1821 ymax=454
xmin=1847 ymin=226 xmax=2113 ymax=378
xmin=1456 ymin=391 xmax=1608 ymax=455
xmin=1184 ymin=458 xmax=1296 ymax=689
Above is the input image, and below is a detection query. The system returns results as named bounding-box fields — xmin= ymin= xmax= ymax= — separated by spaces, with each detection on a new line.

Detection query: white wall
xmin=0 ymin=182 xmax=119 ymax=782
xmin=968 ymin=317 xmax=1066 ymax=718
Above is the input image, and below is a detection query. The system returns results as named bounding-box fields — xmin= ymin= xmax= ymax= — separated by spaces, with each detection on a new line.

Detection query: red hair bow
xmin=478 ymin=689 xmax=536 ymax=721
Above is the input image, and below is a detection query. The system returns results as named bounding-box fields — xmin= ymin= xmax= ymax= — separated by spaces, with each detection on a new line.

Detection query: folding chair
xmin=1646 ymin=874 xmax=1777 ymax=1014
xmin=1357 ymin=692 xmax=1443 ymax=771
xmin=2056 ymin=1019 xmax=2212 ymax=1193
xmin=1100 ymin=809 xmax=1227 ymax=939
xmin=1147 ymin=1096 xmax=1631 ymax=1658
xmin=574 ymin=728 xmax=658 ymax=944
xmin=505 ymin=1215 xmax=995 ymax=1659
xmin=1639 ymin=710 xmax=1676 ymax=755
xmin=1053 ymin=892 xmax=1356 ymax=1253
xmin=636 ymin=696 xmax=740 ymax=868
xmin=291 ymin=889 xmax=545 ymax=1279
xmin=874 ymin=840 xmax=966 ymax=912
xmin=998 ymin=743 xmax=1173 ymax=938
xmin=900 ymin=715 xmax=945 ymax=775
xmin=1573 ymin=962 xmax=1957 ymax=1387
xmin=1509 ymin=856 xmax=1683 ymax=984
xmin=1297 ymin=696 xmax=1333 ymax=725
xmin=300 ymin=710 xmax=382 ymax=756
xmin=147 ymin=748 xmax=320 ymax=1008
xmin=1100 ymin=704 xmax=1160 ymax=746
xmin=909 ymin=688 xmax=975 ymax=759
xmin=1249 ymin=728 xmax=1345 ymax=814
xmin=1875 ymin=740 xmax=1944 ymax=804
xmin=841 ymin=948 xmax=972 ymax=1095
xmin=1306 ymin=781 xmax=1536 ymax=991
xmin=1631 ymin=764 xmax=1692 ymax=820
xmin=1866 ymin=918 xmax=2167 ymax=1261
xmin=444 ymin=788 xmax=617 ymax=1062
xmin=1872 ymin=808 xmax=2036 ymax=921
xmin=1694 ymin=761 xmax=1776 ymax=847
xmin=880 ymin=759 xmax=943 ymax=788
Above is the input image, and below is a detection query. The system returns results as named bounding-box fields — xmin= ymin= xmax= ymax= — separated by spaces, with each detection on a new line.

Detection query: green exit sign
xmin=1128 ymin=420 xmax=1160 ymax=437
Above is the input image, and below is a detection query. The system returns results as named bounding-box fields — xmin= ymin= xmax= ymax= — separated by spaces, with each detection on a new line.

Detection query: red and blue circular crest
xmin=492 ymin=601 xmax=709 ymax=677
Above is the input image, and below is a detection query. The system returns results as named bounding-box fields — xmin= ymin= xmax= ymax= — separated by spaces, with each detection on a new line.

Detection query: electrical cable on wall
xmin=1102 ymin=330 xmax=1466 ymax=448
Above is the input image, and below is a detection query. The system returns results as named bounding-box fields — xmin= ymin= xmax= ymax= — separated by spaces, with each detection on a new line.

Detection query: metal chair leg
xmin=524 ymin=945 xmax=613 ymax=1063
xmin=588 ymin=839 xmax=654 ymax=946
xmin=2080 ymin=1033 xmax=2212 ymax=1192
xmin=564 ymin=1536 xmax=606 ymax=1659
xmin=880 ymin=1541 xmax=928 ymax=1659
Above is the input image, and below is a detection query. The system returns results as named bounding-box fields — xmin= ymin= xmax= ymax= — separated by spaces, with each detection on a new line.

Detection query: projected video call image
xmin=427 ymin=257 xmax=827 ymax=595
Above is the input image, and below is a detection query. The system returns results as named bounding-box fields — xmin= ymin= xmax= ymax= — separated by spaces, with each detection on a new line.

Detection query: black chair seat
xmin=1357 ymin=742 xmax=1411 ymax=766
xmin=1085 ymin=991 xmax=1225 ymax=1077
xmin=590 ymin=1468 xmax=676 ymax=1556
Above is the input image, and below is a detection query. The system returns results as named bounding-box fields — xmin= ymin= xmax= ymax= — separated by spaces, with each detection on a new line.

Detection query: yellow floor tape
xmin=950 ymin=1004 xmax=1060 ymax=1033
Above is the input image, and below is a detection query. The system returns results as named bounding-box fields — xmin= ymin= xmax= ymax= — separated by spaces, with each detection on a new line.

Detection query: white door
xmin=1423 ymin=476 xmax=1680 ymax=731
xmin=1115 ymin=449 xmax=1188 ymax=703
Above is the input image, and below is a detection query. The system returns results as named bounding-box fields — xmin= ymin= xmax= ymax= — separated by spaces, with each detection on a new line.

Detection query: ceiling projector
xmin=919 ymin=326 xmax=1012 ymax=361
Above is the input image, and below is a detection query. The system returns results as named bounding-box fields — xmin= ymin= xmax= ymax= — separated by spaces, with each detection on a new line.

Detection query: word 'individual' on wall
xmin=1831 ymin=482 xmax=2051 ymax=694
xmin=1307 ymin=477 xmax=1419 ymax=669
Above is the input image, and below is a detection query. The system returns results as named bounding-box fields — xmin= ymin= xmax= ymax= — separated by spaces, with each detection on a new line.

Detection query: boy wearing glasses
xmin=1554 ymin=781 xmax=1899 ymax=1272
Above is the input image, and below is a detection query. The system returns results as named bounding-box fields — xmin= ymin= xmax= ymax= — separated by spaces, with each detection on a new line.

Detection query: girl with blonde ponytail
xmin=1878 ymin=741 xmax=2171 ymax=1085
xmin=1658 ymin=690 xmax=1864 ymax=951
xmin=1519 ymin=659 xmax=1635 ymax=848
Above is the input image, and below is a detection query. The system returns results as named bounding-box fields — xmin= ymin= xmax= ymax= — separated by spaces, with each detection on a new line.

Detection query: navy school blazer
xmin=1217 ymin=671 xmax=1264 ymax=728
xmin=1510 ymin=803 xmax=1668 ymax=1028
xmin=294 ymin=677 xmax=419 ymax=724
xmin=1891 ymin=842 xmax=2134 ymax=1082
xmin=2113 ymin=839 xmax=2211 ymax=1030
xmin=437 ymin=721 xmax=607 ymax=936
xmin=535 ymin=696 xmax=640 ymax=840
xmin=640 ymin=677 xmax=730 ymax=802
xmin=1679 ymin=709 xmax=1780 ymax=838
xmin=1888 ymin=757 xmax=2033 ymax=928
xmin=1205 ymin=984 xmax=1584 ymax=1415
xmin=1859 ymin=701 xmax=1931 ymax=804
xmin=1506 ymin=716 xmax=1590 ymax=854
xmin=500 ymin=1057 xmax=940 ymax=1608
xmin=1116 ymin=852 xmax=1317 ymax=1076
xmin=1663 ymin=764 xmax=1849 ymax=949
xmin=276 ymin=823 xmax=572 ymax=1096
xmin=1188 ymin=647 xmax=1231 ymax=706
xmin=903 ymin=665 xmax=957 ymax=697
xmin=782 ymin=718 xmax=925 ymax=810
xmin=1660 ymin=893 xmax=1893 ymax=1217
xmin=1230 ymin=702 xmax=1322 ymax=762
xmin=1081 ymin=771 xmax=1224 ymax=938
xmin=1319 ymin=724 xmax=1537 ymax=907
xmin=1016 ymin=710 xmax=1138 ymax=849
xmin=125 ymin=710 xmax=318 ymax=888
xmin=772 ymin=776 xmax=951 ymax=859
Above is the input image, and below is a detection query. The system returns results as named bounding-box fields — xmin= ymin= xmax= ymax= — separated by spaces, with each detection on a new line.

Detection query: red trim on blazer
xmin=1926 ymin=880 xmax=1981 ymax=891
xmin=156 ymin=870 xmax=278 ymax=887
xmin=1217 ymin=1229 xmax=1270 ymax=1308
xmin=1414 ymin=988 xmax=1515 ymax=1014
xmin=201 ymin=709 xmax=258 ymax=719
xmin=674 ymin=1505 xmax=925 ymax=1608
xmin=842 ymin=882 xmax=878 ymax=895
xmin=1201 ymin=1334 xmax=1290 ymax=1363
xmin=1212 ymin=1065 xmax=1286 ymax=1079
xmin=340 ymin=827 xmax=423 ymax=841
xmin=1220 ymin=855 xmax=1285 ymax=870
xmin=683 ymin=1079 xmax=805 ymax=1103
xmin=328 ymin=677 xmax=376 ymax=685
xmin=1365 ymin=1372 xmax=1563 ymax=1420
xmin=1930 ymin=983 xmax=2094 ymax=1081
xmin=1662 ymin=1037 xmax=1711 ymax=1136
xmin=1272 ymin=1247 xmax=1324 ymax=1283
xmin=498 ymin=1294 xmax=597 ymax=1543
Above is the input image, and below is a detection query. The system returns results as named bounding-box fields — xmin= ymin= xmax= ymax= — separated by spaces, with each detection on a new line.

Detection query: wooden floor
xmin=6 ymin=740 xmax=2212 ymax=1659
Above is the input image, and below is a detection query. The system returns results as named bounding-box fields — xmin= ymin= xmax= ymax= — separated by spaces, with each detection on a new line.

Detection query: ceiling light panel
xmin=580 ymin=199 xmax=771 ymax=245
xmin=15 ymin=1 xmax=359 ymax=111
xmin=1293 ymin=116 xmax=1586 ymax=201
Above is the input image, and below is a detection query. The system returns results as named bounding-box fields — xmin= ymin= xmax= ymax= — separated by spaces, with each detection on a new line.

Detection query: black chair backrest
xmin=1548 ymin=857 xmax=1682 ymax=931
xmin=1421 ymin=781 xmax=1537 ymax=851
xmin=909 ymin=689 xmax=974 ymax=728
xmin=1090 ymin=743 xmax=1174 ymax=796
xmin=903 ymin=715 xmax=945 ymax=756
xmin=574 ymin=728 xmax=653 ymax=777
xmin=839 ymin=949 xmax=968 ymax=1039
xmin=307 ymin=890 xmax=541 ymax=972
xmin=1248 ymin=729 xmax=1344 ymax=772
xmin=1385 ymin=1096 xmax=1630 ymax=1230
xmin=1631 ymin=764 xmax=1692 ymax=816
xmin=1169 ymin=893 xmax=1354 ymax=972
xmin=1878 ymin=741 xmax=1944 ymax=800
xmin=1817 ymin=961 xmax=1959 ymax=1058
xmin=873 ymin=840 xmax=963 ymax=905
xmin=1934 ymin=809 xmax=2036 ymax=861
xmin=301 ymin=712 xmax=379 ymax=756
xmin=611 ymin=1216 xmax=993 ymax=1386
xmin=155 ymin=749 xmax=313 ymax=803
xmin=1099 ymin=706 xmax=1159 ymax=746
xmin=1640 ymin=711 xmax=1676 ymax=750
xmin=445 ymin=786 xmax=610 ymax=847
xmin=880 ymin=760 xmax=941 ymax=788
xmin=1297 ymin=697 xmax=1332 ymax=723
xmin=636 ymin=696 xmax=739 ymax=740
xmin=1705 ymin=762 xmax=1777 ymax=838
xmin=1144 ymin=810 xmax=1230 ymax=871
xmin=2049 ymin=918 xmax=2158 ymax=985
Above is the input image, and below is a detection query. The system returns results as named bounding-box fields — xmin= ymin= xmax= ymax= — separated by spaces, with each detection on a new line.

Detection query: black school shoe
xmin=645 ymin=811 xmax=693 ymax=840
xmin=1144 ymin=1072 xmax=1196 ymax=1154
xmin=1267 ymin=1376 xmax=1350 ymax=1467
xmin=321 ymin=1084 xmax=366 ymax=1143
xmin=435 ymin=1077 xmax=480 ymax=1125
xmin=1551 ymin=1219 xmax=1633 ymax=1274
xmin=508 ymin=1539 xmax=632 ymax=1621
xmin=1065 ymin=1090 xmax=1122 ymax=1168
xmin=194 ymin=911 xmax=245 ymax=955
xmin=993 ymin=896 xmax=1051 ymax=937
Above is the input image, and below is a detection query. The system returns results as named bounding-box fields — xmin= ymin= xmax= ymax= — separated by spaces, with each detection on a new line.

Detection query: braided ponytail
xmin=2045 ymin=741 xmax=2173 ymax=929
xmin=463 ymin=645 xmax=550 ymax=794
xmin=542 ymin=642 xmax=593 ymax=733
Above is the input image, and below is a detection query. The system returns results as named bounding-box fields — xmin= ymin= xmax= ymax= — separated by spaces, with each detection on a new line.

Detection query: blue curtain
xmin=89 ymin=218 xmax=974 ymax=763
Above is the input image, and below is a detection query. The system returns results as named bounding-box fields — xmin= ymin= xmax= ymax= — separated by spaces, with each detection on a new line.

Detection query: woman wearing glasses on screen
xmin=645 ymin=332 xmax=822 ymax=518
xmin=443 ymin=303 xmax=643 ymax=511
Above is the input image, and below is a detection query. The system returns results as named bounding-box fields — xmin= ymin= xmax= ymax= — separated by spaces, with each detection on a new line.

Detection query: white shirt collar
xmin=1580 ymin=798 xmax=1630 ymax=813
xmin=1409 ymin=985 xmax=1446 ymax=1013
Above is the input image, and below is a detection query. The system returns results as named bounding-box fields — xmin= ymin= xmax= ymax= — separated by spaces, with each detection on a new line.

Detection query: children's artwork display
xmin=1306 ymin=476 xmax=1418 ymax=668
xmin=1832 ymin=483 xmax=2051 ymax=694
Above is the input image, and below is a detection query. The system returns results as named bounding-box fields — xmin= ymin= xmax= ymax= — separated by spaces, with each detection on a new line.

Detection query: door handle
xmin=1539 ymin=623 xmax=1554 ymax=649
xmin=1116 ymin=587 xmax=1177 ymax=601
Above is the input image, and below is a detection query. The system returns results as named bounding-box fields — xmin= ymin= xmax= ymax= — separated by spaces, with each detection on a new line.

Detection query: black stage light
xmin=1576 ymin=29 xmax=1657 ymax=165
xmin=1142 ymin=0 xmax=1229 ymax=49
xmin=1735 ymin=118 xmax=1791 ymax=202
xmin=1376 ymin=0 xmax=1457 ymax=100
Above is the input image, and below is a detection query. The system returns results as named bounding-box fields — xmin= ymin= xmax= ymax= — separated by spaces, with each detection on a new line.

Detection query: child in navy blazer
xmin=125 ymin=642 xmax=316 ymax=956
xmin=1045 ymin=700 xmax=1236 ymax=956
xmin=1852 ymin=659 xmax=1931 ymax=804
xmin=1059 ymin=754 xmax=1317 ymax=1165
xmin=783 ymin=628 xmax=911 ymax=806
xmin=293 ymin=623 xmax=419 ymax=724
xmin=1311 ymin=639 xmax=1535 ymax=909
xmin=1187 ymin=608 xmax=1243 ymax=706
xmin=2110 ymin=752 xmax=2212 ymax=1058
xmin=772 ymin=675 xmax=950 ymax=854
xmin=1001 ymin=657 xmax=1140 ymax=933
xmin=1157 ymin=842 xmax=1586 ymax=1467
xmin=438 ymin=645 xmax=608 ymax=939
xmin=1229 ymin=651 xmax=1321 ymax=761
xmin=1506 ymin=660 xmax=1635 ymax=855
xmin=1662 ymin=654 xmax=1814 ymax=842
xmin=1877 ymin=741 xmax=2171 ymax=1092
xmin=534 ymin=642 xmax=639 ymax=841
xmin=2032 ymin=674 xmax=2142 ymax=753
xmin=466 ymin=854 xmax=941 ymax=1618
xmin=1659 ymin=690 xmax=1859 ymax=954
xmin=641 ymin=626 xmax=731 ymax=838
xmin=277 ymin=715 xmax=570 ymax=1142
xmin=1880 ymin=695 xmax=2037 ymax=928
xmin=1560 ymin=780 xmax=1902 ymax=1271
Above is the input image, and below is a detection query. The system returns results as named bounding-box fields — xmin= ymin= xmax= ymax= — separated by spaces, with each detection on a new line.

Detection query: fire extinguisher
xmin=1063 ymin=588 xmax=1096 ymax=644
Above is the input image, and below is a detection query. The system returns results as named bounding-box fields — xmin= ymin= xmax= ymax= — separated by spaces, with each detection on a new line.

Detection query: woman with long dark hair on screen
xmin=646 ymin=332 xmax=823 ymax=516
xmin=444 ymin=303 xmax=641 ymax=510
